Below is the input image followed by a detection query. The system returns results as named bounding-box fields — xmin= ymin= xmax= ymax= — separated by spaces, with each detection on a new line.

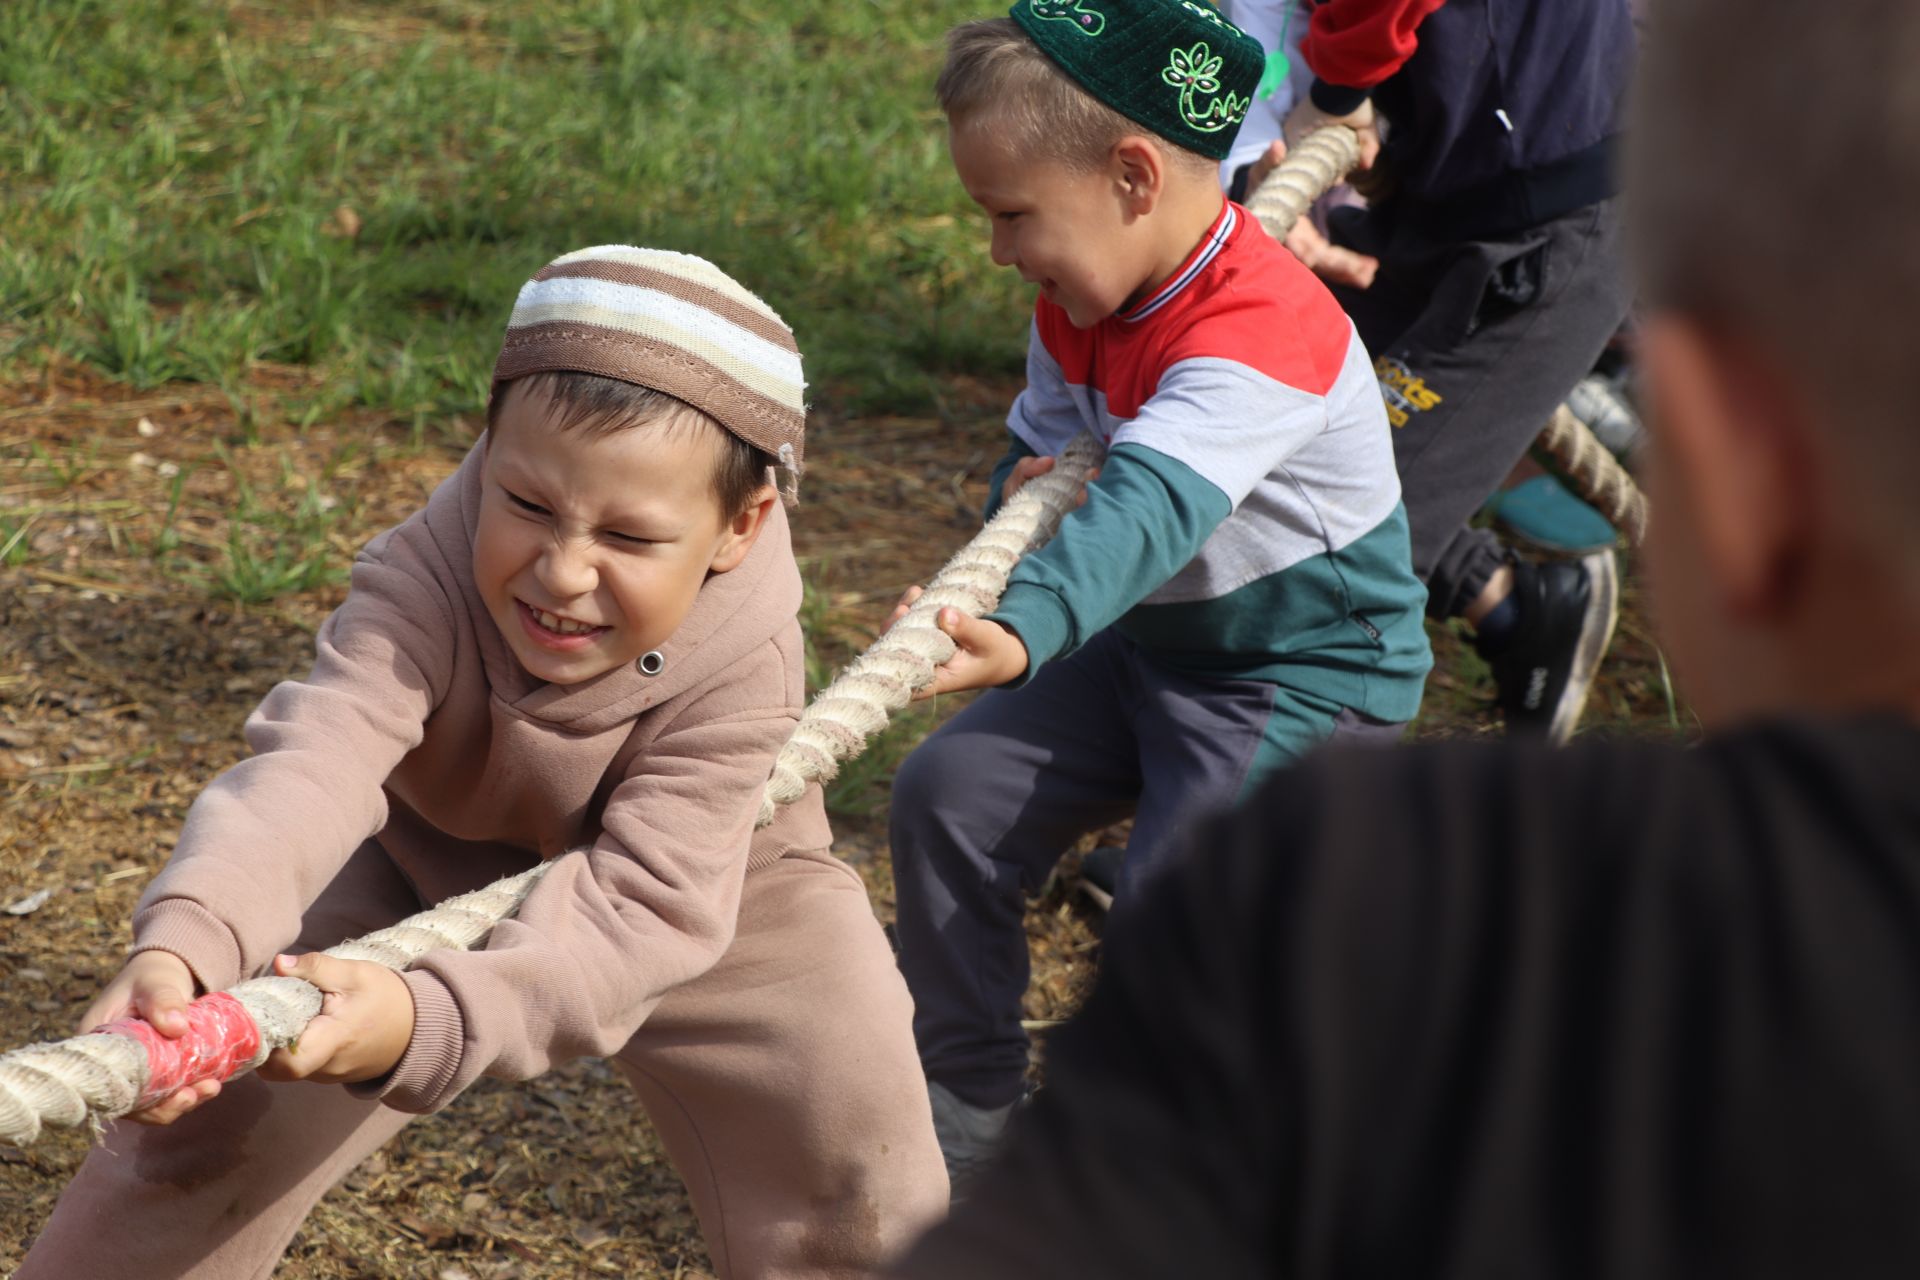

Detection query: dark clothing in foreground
xmin=893 ymin=716 xmax=1920 ymax=1278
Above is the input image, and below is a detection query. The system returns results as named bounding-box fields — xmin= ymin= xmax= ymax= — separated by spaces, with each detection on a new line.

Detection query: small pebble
xmin=5 ymin=888 xmax=53 ymax=915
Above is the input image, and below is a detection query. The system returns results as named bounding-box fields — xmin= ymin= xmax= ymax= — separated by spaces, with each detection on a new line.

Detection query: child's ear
xmin=1111 ymin=135 xmax=1166 ymax=215
xmin=709 ymin=485 xmax=777 ymax=574
xmin=1643 ymin=313 xmax=1815 ymax=622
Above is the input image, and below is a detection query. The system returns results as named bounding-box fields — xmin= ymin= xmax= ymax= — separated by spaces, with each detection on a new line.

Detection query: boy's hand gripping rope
xmin=0 ymin=129 xmax=1644 ymax=1148
xmin=1246 ymin=127 xmax=1649 ymax=544
xmin=0 ymin=867 xmax=550 ymax=1146
xmin=756 ymin=432 xmax=1104 ymax=828
xmin=1536 ymin=404 xmax=1648 ymax=544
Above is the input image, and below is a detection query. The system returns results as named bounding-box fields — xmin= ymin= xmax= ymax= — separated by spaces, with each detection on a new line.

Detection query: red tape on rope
xmin=94 ymin=991 xmax=263 ymax=1111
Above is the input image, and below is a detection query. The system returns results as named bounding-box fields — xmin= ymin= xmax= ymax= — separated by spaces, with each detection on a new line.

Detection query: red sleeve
xmin=1300 ymin=0 xmax=1448 ymax=90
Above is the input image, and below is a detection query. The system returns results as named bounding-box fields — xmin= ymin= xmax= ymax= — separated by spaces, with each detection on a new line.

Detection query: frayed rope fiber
xmin=758 ymin=430 xmax=1104 ymax=826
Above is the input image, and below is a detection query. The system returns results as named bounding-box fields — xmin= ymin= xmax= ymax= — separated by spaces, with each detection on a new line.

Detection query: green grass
xmin=0 ymin=0 xmax=1028 ymax=422
xmin=118 ymin=445 xmax=352 ymax=603
xmin=200 ymin=449 xmax=353 ymax=602
xmin=27 ymin=440 xmax=103 ymax=492
xmin=0 ymin=516 xmax=38 ymax=567
xmin=208 ymin=512 xmax=349 ymax=603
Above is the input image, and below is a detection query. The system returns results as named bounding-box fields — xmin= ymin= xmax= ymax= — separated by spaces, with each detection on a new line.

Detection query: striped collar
xmin=1118 ymin=201 xmax=1237 ymax=324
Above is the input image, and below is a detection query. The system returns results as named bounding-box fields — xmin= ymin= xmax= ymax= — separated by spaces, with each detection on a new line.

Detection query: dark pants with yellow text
xmin=1331 ymin=195 xmax=1631 ymax=619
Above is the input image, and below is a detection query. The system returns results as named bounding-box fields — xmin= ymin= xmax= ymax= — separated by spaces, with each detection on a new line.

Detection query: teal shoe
xmin=1487 ymin=474 xmax=1617 ymax=555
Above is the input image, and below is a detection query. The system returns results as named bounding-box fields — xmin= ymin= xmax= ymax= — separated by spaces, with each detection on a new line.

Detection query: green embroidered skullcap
xmin=1009 ymin=0 xmax=1263 ymax=161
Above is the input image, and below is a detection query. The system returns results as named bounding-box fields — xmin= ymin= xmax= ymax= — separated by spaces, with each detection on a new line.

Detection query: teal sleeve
xmin=982 ymin=433 xmax=1040 ymax=523
xmin=987 ymin=443 xmax=1232 ymax=682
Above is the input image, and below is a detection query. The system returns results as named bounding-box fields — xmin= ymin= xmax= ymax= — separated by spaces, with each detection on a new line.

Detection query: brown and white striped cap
xmin=493 ymin=245 xmax=807 ymax=469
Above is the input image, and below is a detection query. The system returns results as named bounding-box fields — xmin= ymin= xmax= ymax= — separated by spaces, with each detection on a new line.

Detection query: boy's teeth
xmin=535 ymin=608 xmax=594 ymax=635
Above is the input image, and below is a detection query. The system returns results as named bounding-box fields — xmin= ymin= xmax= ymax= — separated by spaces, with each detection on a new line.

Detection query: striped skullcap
xmin=493 ymin=246 xmax=807 ymax=469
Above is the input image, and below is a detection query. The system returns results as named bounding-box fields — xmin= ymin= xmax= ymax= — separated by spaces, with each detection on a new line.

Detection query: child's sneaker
xmin=927 ymin=1081 xmax=1017 ymax=1198
xmin=1480 ymin=551 xmax=1620 ymax=744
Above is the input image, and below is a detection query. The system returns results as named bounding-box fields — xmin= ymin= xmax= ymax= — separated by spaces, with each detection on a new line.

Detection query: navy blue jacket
xmin=1305 ymin=0 xmax=1634 ymax=236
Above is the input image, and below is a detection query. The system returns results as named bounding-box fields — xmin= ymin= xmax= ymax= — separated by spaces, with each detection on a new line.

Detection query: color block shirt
xmin=988 ymin=201 xmax=1430 ymax=721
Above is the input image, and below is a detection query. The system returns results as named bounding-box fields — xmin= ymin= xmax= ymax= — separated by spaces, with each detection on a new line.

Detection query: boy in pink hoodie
xmin=19 ymin=246 xmax=948 ymax=1279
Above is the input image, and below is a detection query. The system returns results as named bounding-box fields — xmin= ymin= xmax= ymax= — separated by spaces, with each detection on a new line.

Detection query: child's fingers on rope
xmin=78 ymin=949 xmax=196 ymax=1038
xmin=1001 ymin=454 xmax=1058 ymax=505
xmin=1004 ymin=454 xmax=1102 ymax=512
xmin=127 ymin=1077 xmax=223 ymax=1127
xmin=914 ymin=607 xmax=1031 ymax=700
xmin=1316 ymin=242 xmax=1379 ymax=290
xmin=884 ymin=584 xmax=926 ymax=634
xmin=257 ymin=952 xmax=415 ymax=1085
xmin=1246 ymin=138 xmax=1288 ymax=196
xmin=1283 ymin=217 xmax=1379 ymax=290
xmin=1283 ymin=100 xmax=1381 ymax=169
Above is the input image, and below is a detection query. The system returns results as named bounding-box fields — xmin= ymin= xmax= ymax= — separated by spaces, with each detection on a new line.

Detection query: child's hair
xmin=936 ymin=18 xmax=1217 ymax=177
xmin=1632 ymin=0 xmax=1920 ymax=554
xmin=486 ymin=371 xmax=775 ymax=518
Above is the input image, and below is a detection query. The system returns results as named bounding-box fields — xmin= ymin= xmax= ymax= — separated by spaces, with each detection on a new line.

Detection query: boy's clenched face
xmin=950 ymin=121 xmax=1158 ymax=329
xmin=472 ymin=379 xmax=766 ymax=685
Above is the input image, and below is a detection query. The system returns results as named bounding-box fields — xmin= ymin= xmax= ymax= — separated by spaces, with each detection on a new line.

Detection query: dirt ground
xmin=0 ymin=366 xmax=1676 ymax=1277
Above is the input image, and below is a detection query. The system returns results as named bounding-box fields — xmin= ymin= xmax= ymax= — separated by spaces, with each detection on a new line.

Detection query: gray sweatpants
xmin=890 ymin=629 xmax=1400 ymax=1110
xmin=1332 ymin=196 xmax=1631 ymax=618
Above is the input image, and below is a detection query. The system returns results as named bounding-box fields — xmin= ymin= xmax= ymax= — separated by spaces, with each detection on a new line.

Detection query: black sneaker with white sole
xmin=1480 ymin=550 xmax=1620 ymax=744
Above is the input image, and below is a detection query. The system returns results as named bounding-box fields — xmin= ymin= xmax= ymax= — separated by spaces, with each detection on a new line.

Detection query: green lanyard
xmin=1256 ymin=4 xmax=1294 ymax=100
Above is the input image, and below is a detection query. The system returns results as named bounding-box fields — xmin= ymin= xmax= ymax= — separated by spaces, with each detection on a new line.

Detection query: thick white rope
xmin=1245 ymin=125 xmax=1362 ymax=232
xmin=759 ymin=432 xmax=1104 ymax=826
xmin=0 ymin=866 xmax=549 ymax=1146
xmin=1245 ymin=127 xmax=1649 ymax=547
xmin=1537 ymin=403 xmax=1648 ymax=544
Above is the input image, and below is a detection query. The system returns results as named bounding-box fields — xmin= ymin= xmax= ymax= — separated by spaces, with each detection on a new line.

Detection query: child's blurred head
xmin=1631 ymin=0 xmax=1920 ymax=722
xmin=938 ymin=3 xmax=1261 ymax=327
xmin=473 ymin=247 xmax=804 ymax=685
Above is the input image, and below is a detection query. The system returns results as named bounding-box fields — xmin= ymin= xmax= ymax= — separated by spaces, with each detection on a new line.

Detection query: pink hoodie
xmin=129 ymin=440 xmax=832 ymax=1113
